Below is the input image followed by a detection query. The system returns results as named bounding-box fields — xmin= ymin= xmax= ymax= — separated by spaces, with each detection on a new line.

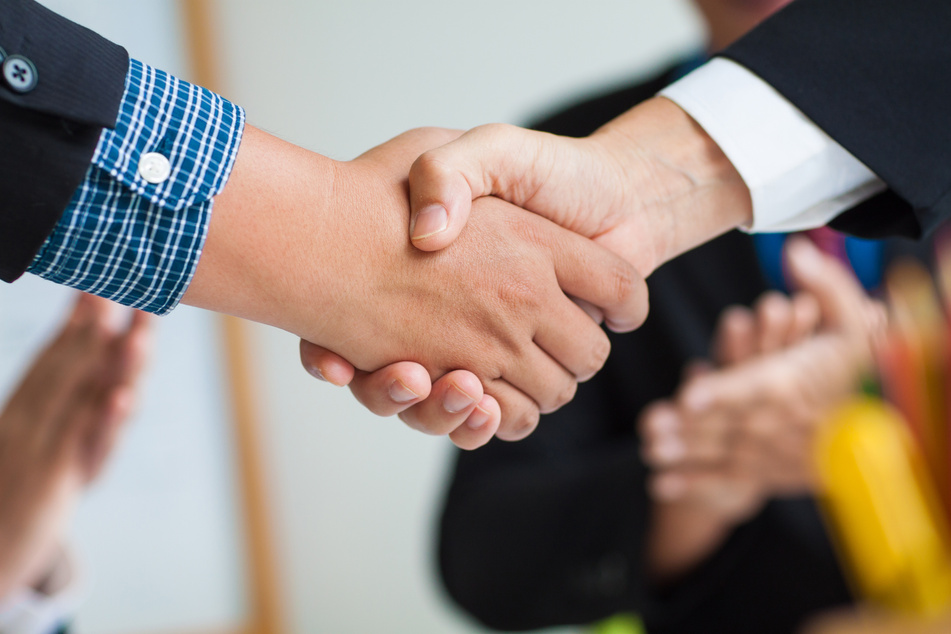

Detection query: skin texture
xmin=0 ymin=294 xmax=151 ymax=599
xmin=297 ymin=0 xmax=796 ymax=442
xmin=185 ymin=126 xmax=647 ymax=442
xmin=640 ymin=238 xmax=886 ymax=582
xmin=404 ymin=97 xmax=753 ymax=279
xmin=302 ymin=97 xmax=752 ymax=442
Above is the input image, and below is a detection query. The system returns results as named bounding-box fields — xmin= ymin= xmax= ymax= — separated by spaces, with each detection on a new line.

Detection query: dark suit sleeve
xmin=721 ymin=0 xmax=951 ymax=239
xmin=0 ymin=0 xmax=128 ymax=282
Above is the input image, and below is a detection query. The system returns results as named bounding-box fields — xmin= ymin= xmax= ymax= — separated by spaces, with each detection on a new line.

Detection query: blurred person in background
xmin=438 ymin=238 xmax=890 ymax=634
xmin=0 ymin=294 xmax=151 ymax=634
xmin=305 ymin=0 xmax=949 ymax=446
xmin=431 ymin=1 xmax=940 ymax=632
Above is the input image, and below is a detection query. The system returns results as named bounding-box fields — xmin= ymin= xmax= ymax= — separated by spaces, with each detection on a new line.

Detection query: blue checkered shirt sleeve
xmin=27 ymin=58 xmax=246 ymax=315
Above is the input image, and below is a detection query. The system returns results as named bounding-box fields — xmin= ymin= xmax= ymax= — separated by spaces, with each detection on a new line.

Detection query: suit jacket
xmin=437 ymin=65 xmax=934 ymax=634
xmin=723 ymin=0 xmax=951 ymax=240
xmin=0 ymin=0 xmax=127 ymax=282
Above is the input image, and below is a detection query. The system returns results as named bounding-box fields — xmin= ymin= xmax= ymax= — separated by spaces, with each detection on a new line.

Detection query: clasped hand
xmin=298 ymin=98 xmax=751 ymax=448
xmin=260 ymin=127 xmax=649 ymax=447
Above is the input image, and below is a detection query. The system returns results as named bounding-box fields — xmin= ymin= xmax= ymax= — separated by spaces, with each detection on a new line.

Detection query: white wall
xmin=213 ymin=2 xmax=704 ymax=633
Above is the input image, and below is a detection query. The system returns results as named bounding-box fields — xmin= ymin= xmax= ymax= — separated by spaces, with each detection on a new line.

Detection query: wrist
xmin=183 ymin=125 xmax=344 ymax=341
xmin=647 ymin=475 xmax=766 ymax=583
xmin=591 ymin=97 xmax=752 ymax=274
xmin=647 ymin=497 xmax=741 ymax=584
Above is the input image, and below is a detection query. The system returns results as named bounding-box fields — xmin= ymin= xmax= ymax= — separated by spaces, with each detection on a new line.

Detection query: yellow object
xmin=590 ymin=614 xmax=644 ymax=634
xmin=815 ymin=398 xmax=951 ymax=616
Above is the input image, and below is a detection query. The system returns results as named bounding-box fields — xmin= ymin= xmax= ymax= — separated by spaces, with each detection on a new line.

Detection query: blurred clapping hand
xmin=639 ymin=237 xmax=886 ymax=581
xmin=0 ymin=294 xmax=151 ymax=602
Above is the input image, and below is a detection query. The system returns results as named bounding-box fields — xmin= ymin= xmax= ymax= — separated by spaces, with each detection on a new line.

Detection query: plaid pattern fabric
xmin=28 ymin=58 xmax=246 ymax=314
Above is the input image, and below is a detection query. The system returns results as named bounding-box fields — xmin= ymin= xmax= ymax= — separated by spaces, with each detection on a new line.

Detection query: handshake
xmin=185 ymin=97 xmax=754 ymax=448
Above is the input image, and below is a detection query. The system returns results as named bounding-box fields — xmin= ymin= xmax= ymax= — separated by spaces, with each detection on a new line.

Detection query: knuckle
xmin=638 ymin=402 xmax=667 ymax=434
xmin=474 ymin=122 xmax=515 ymax=141
xmin=542 ymin=379 xmax=578 ymax=414
xmin=608 ymin=264 xmax=648 ymax=329
xmin=757 ymin=291 xmax=790 ymax=319
xmin=495 ymin=277 xmax=538 ymax=312
xmin=611 ymin=263 xmax=638 ymax=303
xmin=409 ymin=126 xmax=460 ymax=146
xmin=580 ymin=332 xmax=611 ymax=381
xmin=722 ymin=305 xmax=752 ymax=329
xmin=411 ymin=150 xmax=451 ymax=182
xmin=497 ymin=406 xmax=540 ymax=441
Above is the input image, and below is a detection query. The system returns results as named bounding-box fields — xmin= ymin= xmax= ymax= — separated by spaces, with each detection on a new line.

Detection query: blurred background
xmin=0 ymin=1 xmax=706 ymax=632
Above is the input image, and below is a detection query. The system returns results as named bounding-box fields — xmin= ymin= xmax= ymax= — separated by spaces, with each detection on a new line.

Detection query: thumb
xmin=408 ymin=123 xmax=556 ymax=251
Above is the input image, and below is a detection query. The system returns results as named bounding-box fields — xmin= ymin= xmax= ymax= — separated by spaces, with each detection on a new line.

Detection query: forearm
xmin=646 ymin=499 xmax=745 ymax=585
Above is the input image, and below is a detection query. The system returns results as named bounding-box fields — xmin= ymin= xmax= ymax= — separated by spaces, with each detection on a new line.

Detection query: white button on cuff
xmin=138 ymin=152 xmax=172 ymax=184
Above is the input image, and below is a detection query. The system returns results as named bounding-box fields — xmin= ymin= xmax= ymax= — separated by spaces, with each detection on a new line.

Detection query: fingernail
xmin=466 ymin=406 xmax=491 ymax=430
xmin=305 ymin=364 xmax=326 ymax=381
xmin=389 ymin=379 xmax=419 ymax=404
xmin=652 ymin=475 xmax=685 ymax=501
xmin=654 ymin=437 xmax=685 ymax=463
xmin=444 ymin=385 xmax=475 ymax=413
xmin=789 ymin=238 xmax=823 ymax=275
xmin=650 ymin=409 xmax=680 ymax=434
xmin=411 ymin=204 xmax=448 ymax=240
xmin=684 ymin=386 xmax=711 ymax=411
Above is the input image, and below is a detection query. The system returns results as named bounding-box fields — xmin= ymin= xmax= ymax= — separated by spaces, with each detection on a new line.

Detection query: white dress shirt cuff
xmin=659 ymin=57 xmax=886 ymax=233
xmin=0 ymin=548 xmax=86 ymax=634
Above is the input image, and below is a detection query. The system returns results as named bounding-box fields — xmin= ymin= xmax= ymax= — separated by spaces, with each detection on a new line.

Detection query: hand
xmin=299 ymin=343 xmax=500 ymax=449
xmin=296 ymin=98 xmax=750 ymax=444
xmin=405 ymin=97 xmax=753 ymax=280
xmin=0 ymin=294 xmax=152 ymax=598
xmin=641 ymin=237 xmax=885 ymax=581
xmin=190 ymin=126 xmax=648 ymax=442
xmin=713 ymin=289 xmax=820 ymax=366
xmin=645 ymin=238 xmax=884 ymax=505
xmin=296 ymin=100 xmax=745 ymax=447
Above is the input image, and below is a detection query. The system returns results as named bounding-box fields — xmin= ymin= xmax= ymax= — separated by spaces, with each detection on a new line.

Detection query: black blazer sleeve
xmin=722 ymin=0 xmax=951 ymax=239
xmin=0 ymin=0 xmax=128 ymax=282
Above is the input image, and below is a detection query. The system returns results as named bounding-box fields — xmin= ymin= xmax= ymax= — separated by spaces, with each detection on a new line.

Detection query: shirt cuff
xmin=0 ymin=547 xmax=86 ymax=634
xmin=27 ymin=58 xmax=246 ymax=315
xmin=659 ymin=57 xmax=886 ymax=233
